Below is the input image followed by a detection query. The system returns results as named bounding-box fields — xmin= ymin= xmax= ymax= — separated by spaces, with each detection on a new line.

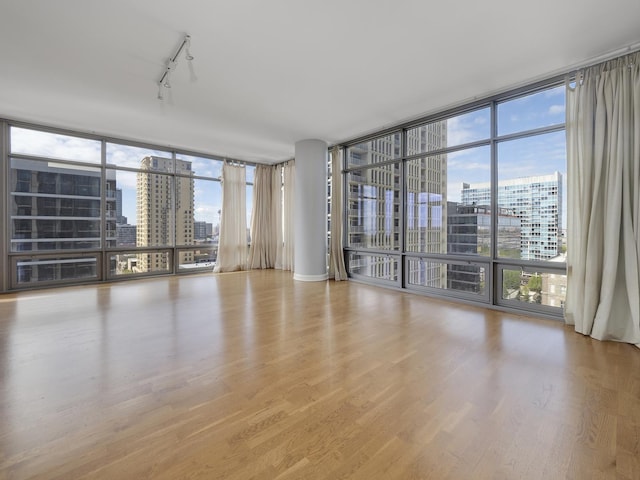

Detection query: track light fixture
xmin=185 ymin=36 xmax=194 ymax=61
xmin=157 ymin=34 xmax=194 ymax=100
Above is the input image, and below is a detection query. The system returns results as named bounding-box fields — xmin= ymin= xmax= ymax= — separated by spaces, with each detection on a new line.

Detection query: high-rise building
xmin=346 ymin=124 xmax=448 ymax=286
xmin=461 ymin=172 xmax=562 ymax=260
xmin=10 ymin=160 xmax=116 ymax=282
xmin=115 ymin=188 xmax=127 ymax=224
xmin=136 ymin=156 xmax=194 ymax=272
xmin=116 ymin=224 xmax=137 ymax=247
xmin=194 ymin=221 xmax=210 ymax=241
xmin=445 ymin=202 xmax=521 ymax=292
xmin=541 ymin=253 xmax=568 ymax=308
xmin=447 ymin=203 xmax=492 ymax=256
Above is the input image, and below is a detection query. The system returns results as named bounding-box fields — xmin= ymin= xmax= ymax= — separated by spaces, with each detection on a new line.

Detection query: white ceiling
xmin=1 ymin=0 xmax=639 ymax=164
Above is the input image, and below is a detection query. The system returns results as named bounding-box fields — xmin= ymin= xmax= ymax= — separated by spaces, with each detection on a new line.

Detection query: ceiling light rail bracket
xmin=157 ymin=34 xmax=194 ymax=100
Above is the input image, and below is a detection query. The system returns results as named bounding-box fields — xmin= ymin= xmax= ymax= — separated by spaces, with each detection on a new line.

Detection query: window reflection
xmin=406 ymin=107 xmax=490 ymax=153
xmin=344 ymin=84 xmax=567 ymax=314
xmin=348 ymin=253 xmax=398 ymax=282
xmin=347 ymin=163 xmax=400 ymax=250
xmin=407 ymin=258 xmax=486 ymax=296
xmin=346 ymin=133 xmax=402 ymax=167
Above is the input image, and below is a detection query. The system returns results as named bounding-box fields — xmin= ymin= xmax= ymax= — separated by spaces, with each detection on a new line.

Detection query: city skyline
xmin=461 ymin=172 xmax=563 ymax=261
xmin=9 ymin=127 xmax=253 ymax=230
xmin=135 ymin=156 xmax=195 ymax=271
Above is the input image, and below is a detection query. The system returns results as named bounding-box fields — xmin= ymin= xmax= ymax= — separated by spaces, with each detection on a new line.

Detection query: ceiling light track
xmin=157 ymin=34 xmax=194 ymax=100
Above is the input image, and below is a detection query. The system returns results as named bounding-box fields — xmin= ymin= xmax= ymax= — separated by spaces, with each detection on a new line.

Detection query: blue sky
xmin=445 ymin=85 xmax=567 ymax=227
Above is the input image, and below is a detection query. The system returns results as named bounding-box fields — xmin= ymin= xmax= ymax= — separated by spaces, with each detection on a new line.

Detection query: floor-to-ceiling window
xmin=106 ymin=142 xmax=176 ymax=278
xmin=174 ymin=153 xmax=223 ymax=272
xmin=494 ymin=86 xmax=566 ymax=313
xmin=2 ymin=123 xmax=255 ymax=291
xmin=345 ymin=133 xmax=402 ymax=283
xmin=8 ymin=127 xmax=104 ymax=286
xmin=343 ymin=80 xmax=567 ymax=318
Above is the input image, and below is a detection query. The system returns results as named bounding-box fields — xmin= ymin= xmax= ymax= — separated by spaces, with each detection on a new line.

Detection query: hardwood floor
xmin=0 ymin=270 xmax=638 ymax=479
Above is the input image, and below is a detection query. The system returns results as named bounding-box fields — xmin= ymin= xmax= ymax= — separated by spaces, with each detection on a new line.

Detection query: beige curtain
xmin=248 ymin=164 xmax=282 ymax=269
xmin=277 ymin=160 xmax=295 ymax=271
xmin=565 ymin=51 xmax=640 ymax=344
xmin=214 ymin=163 xmax=247 ymax=273
xmin=328 ymin=147 xmax=348 ymax=280
xmin=271 ymin=165 xmax=284 ymax=268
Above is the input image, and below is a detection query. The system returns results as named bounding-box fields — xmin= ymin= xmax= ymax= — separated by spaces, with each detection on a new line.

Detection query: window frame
xmin=1 ymin=121 xmax=256 ymax=291
xmin=342 ymin=78 xmax=568 ymax=320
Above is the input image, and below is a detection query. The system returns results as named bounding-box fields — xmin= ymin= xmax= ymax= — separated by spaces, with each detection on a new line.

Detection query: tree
xmin=504 ymin=270 xmax=521 ymax=290
xmin=527 ymin=274 xmax=542 ymax=293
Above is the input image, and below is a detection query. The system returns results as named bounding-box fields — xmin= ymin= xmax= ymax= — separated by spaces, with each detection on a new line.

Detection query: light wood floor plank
xmin=0 ymin=270 xmax=639 ymax=479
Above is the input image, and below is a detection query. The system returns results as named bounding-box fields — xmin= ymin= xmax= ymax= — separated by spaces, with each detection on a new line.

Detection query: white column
xmin=294 ymin=139 xmax=328 ymax=281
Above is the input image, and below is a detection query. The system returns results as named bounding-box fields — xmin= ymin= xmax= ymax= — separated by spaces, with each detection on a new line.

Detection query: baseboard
xmin=293 ymin=272 xmax=328 ymax=282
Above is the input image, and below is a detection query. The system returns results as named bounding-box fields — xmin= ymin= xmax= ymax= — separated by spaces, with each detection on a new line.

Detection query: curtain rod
xmin=566 ymin=41 xmax=640 ymax=74
xmin=329 ymin=40 xmax=640 ymax=151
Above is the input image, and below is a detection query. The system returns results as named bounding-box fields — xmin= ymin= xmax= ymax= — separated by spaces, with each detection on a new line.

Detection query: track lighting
xmin=157 ymin=34 xmax=194 ymax=100
xmin=163 ymin=72 xmax=172 ymax=88
xmin=185 ymin=36 xmax=194 ymax=61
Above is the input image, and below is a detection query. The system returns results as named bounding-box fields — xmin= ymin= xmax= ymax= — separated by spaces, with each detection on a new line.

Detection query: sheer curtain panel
xmin=565 ymin=51 xmax=640 ymax=344
xmin=271 ymin=165 xmax=284 ymax=268
xmin=248 ymin=164 xmax=282 ymax=269
xmin=214 ymin=163 xmax=248 ymax=273
xmin=277 ymin=161 xmax=295 ymax=271
xmin=329 ymin=147 xmax=348 ymax=280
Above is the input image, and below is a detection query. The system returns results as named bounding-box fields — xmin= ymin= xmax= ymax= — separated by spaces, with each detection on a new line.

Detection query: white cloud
xmin=447 ymin=157 xmax=490 ymax=169
xmin=548 ymin=104 xmax=565 ymax=116
xmin=445 ymin=110 xmax=490 ymax=147
xmin=112 ymin=170 xmax=138 ymax=189
xmin=11 ymin=127 xmax=101 ymax=163
xmin=195 ymin=204 xmax=222 ymax=224
xmin=446 ymin=145 xmax=491 ymax=169
xmin=106 ymin=143 xmax=171 ymax=168
xmin=179 ymin=154 xmax=223 ymax=179
xmin=446 ymin=117 xmax=470 ymax=146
